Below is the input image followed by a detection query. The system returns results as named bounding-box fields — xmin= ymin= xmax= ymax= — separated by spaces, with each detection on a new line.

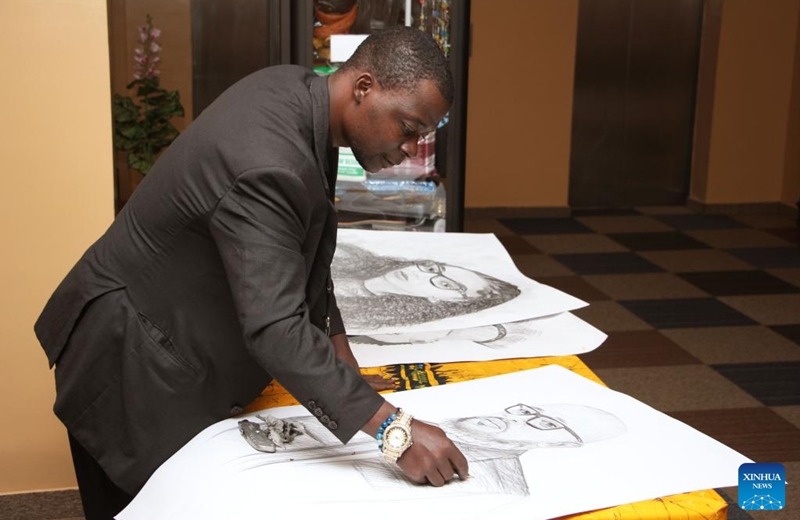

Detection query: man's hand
xmin=330 ymin=333 xmax=396 ymax=391
xmin=364 ymin=402 xmax=469 ymax=487
xmin=361 ymin=374 xmax=397 ymax=391
xmin=397 ymin=419 xmax=469 ymax=486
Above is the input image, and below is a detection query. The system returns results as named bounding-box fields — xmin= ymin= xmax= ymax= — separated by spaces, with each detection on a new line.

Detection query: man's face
xmin=343 ymin=77 xmax=449 ymax=173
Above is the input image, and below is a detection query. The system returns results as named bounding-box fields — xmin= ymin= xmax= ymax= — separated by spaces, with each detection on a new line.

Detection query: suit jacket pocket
xmin=136 ymin=312 xmax=198 ymax=377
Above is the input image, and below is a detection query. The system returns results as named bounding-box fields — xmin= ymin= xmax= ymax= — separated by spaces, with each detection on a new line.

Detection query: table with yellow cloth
xmin=245 ymin=356 xmax=729 ymax=520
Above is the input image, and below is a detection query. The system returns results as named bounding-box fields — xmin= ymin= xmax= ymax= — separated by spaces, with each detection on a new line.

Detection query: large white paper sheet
xmin=350 ymin=312 xmax=607 ymax=366
xmin=333 ymin=229 xmax=586 ymax=335
xmin=118 ymin=366 xmax=751 ymax=520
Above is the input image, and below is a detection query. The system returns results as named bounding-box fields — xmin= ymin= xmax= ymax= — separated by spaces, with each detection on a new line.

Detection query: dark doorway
xmin=191 ymin=0 xmax=295 ymax=118
xmin=569 ymin=0 xmax=704 ymax=208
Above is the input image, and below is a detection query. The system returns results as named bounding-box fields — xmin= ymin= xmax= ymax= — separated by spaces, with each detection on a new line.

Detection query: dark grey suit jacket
xmin=34 ymin=65 xmax=383 ymax=494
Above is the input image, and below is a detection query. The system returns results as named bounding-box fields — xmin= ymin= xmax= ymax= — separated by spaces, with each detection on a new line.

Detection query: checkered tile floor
xmin=466 ymin=206 xmax=800 ymax=519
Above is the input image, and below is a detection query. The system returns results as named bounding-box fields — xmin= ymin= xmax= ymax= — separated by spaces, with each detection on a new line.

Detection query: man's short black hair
xmin=341 ymin=26 xmax=454 ymax=105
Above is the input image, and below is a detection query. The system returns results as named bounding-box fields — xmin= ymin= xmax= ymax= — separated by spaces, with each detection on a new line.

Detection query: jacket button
xmin=314 ymin=407 xmax=324 ymax=417
xmin=320 ymin=415 xmax=330 ymax=424
xmin=307 ymin=400 xmax=317 ymax=409
xmin=230 ymin=405 xmax=244 ymax=416
xmin=327 ymin=420 xmax=338 ymax=431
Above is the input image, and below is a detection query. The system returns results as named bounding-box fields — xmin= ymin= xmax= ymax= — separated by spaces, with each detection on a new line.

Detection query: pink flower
xmin=131 ymin=14 xmax=163 ymax=80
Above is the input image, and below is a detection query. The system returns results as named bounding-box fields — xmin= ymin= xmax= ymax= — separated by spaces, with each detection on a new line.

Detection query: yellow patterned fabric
xmin=244 ymin=355 xmax=728 ymax=520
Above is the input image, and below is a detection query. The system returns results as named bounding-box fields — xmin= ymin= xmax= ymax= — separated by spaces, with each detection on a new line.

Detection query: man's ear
xmin=354 ymin=73 xmax=374 ymax=104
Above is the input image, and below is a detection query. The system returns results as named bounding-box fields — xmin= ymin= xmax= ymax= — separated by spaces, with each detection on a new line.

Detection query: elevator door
xmin=569 ymin=0 xmax=704 ymax=208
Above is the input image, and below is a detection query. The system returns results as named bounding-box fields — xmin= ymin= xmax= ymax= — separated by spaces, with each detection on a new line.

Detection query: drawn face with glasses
xmin=503 ymin=403 xmax=583 ymax=445
xmin=364 ymin=260 xmax=494 ymax=302
xmin=441 ymin=403 xmax=612 ymax=450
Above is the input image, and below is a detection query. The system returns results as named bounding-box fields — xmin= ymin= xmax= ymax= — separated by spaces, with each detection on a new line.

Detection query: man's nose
xmin=400 ymin=136 xmax=419 ymax=159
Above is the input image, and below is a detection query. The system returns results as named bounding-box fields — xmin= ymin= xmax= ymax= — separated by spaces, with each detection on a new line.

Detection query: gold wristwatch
xmin=381 ymin=409 xmax=414 ymax=464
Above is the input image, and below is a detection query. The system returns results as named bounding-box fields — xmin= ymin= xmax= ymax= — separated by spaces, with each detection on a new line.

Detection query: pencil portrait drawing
xmin=333 ymin=242 xmax=521 ymax=331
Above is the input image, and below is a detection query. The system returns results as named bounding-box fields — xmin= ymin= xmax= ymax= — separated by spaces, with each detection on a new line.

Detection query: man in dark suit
xmin=35 ymin=27 xmax=467 ymax=520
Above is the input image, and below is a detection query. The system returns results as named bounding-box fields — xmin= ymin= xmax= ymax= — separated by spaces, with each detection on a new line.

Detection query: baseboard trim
xmin=686 ymin=198 xmax=798 ymax=220
xmin=465 ymin=206 xmax=571 ymax=219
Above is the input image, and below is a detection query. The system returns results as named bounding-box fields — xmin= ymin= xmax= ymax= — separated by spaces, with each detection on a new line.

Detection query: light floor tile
xmin=523 ymin=233 xmax=628 ymax=254
xmin=773 ymin=405 xmax=800 ymax=429
xmin=661 ymin=326 xmax=800 ymax=364
xmin=685 ymin=229 xmax=794 ymax=249
xmin=574 ymin=215 xmax=674 ymax=234
xmin=719 ymin=294 xmax=800 ymax=326
xmin=637 ymin=249 xmax=754 ymax=272
xmin=593 ymin=365 xmax=762 ymax=412
xmin=584 ymin=273 xmax=709 ymax=300
xmin=572 ymin=301 xmax=652 ymax=332
xmin=768 ymin=268 xmax=800 ymax=288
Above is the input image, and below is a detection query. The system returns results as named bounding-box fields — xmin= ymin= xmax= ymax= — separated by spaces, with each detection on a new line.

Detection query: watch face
xmin=386 ymin=427 xmax=409 ymax=449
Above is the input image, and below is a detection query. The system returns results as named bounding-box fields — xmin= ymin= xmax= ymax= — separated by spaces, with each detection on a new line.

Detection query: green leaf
xmin=115 ymin=71 xmax=185 ymax=176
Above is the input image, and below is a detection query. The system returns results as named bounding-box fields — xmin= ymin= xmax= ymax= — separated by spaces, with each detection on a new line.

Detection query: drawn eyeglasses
xmin=415 ymin=261 xmax=468 ymax=294
xmin=504 ymin=403 xmax=584 ymax=444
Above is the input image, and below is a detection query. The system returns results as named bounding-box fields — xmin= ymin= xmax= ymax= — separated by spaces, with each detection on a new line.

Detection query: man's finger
xmin=427 ymin=469 xmax=445 ymax=487
xmin=451 ymin=448 xmax=470 ymax=480
xmin=435 ymin=460 xmax=458 ymax=484
xmin=362 ymin=374 xmax=397 ymax=391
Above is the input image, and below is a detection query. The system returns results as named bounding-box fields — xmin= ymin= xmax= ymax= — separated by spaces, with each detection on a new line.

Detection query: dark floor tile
xmin=771 ymin=324 xmax=800 ymax=346
xmin=512 ymin=253 xmax=575 ymax=278
xmin=764 ymin=227 xmax=800 ymax=245
xmin=712 ymin=361 xmax=800 ymax=406
xmin=498 ymin=217 xmax=593 ymax=235
xmin=667 ymin=408 xmax=800 ymax=462
xmin=551 ymin=252 xmax=663 ymax=275
xmin=715 ymin=488 xmax=755 ymax=520
xmin=571 ymin=208 xmax=641 ymax=216
xmin=497 ymin=235 xmax=540 ymax=255
xmin=579 ymin=330 xmax=701 ymax=369
xmin=620 ymin=298 xmax=757 ymax=329
xmin=0 ymin=489 xmax=84 ymax=520
xmin=536 ymin=276 xmax=611 ymax=302
xmin=679 ymin=271 xmax=800 ymax=296
xmin=727 ymin=247 xmax=800 ymax=269
xmin=605 ymin=232 xmax=710 ymax=251
xmin=655 ymin=214 xmax=746 ymax=230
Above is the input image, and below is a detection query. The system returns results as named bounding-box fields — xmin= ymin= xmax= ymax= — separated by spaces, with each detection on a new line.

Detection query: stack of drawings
xmin=332 ymin=228 xmax=605 ymax=366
